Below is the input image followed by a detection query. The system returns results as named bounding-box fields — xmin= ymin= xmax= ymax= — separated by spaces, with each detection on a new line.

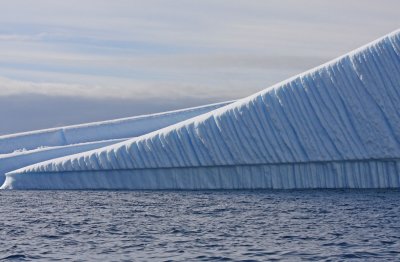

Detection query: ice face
xmin=3 ymin=160 xmax=400 ymax=190
xmin=2 ymin=29 xmax=400 ymax=190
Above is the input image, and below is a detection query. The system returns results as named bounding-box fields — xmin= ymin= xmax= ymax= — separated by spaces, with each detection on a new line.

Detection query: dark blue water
xmin=1 ymin=190 xmax=400 ymax=261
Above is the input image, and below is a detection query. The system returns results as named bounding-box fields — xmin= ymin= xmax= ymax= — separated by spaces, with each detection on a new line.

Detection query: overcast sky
xmin=0 ymin=0 xmax=399 ymax=135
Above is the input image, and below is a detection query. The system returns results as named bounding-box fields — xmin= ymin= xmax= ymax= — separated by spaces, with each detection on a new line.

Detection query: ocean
xmin=1 ymin=190 xmax=399 ymax=261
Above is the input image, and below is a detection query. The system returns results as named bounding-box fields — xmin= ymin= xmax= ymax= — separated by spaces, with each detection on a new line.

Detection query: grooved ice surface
xmin=3 ymin=29 xmax=400 ymax=189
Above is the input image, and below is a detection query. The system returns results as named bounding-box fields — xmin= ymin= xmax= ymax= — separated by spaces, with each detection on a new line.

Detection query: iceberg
xmin=2 ymin=29 xmax=400 ymax=189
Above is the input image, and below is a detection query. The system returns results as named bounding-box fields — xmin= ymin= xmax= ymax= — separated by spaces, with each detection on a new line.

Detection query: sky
xmin=0 ymin=0 xmax=399 ymax=135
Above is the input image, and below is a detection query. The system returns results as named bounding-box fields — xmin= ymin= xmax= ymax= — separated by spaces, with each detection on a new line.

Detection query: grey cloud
xmin=0 ymin=0 xmax=399 ymax=132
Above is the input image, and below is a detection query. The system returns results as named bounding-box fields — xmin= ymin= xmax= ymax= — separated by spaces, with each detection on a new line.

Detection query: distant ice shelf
xmin=0 ymin=101 xmax=232 ymax=155
xmin=2 ymin=29 xmax=400 ymax=190
xmin=0 ymin=101 xmax=231 ymax=184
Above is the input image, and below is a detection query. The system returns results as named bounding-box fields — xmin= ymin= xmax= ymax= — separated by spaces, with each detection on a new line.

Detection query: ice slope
xmin=3 ymin=29 xmax=400 ymax=189
xmin=0 ymin=101 xmax=231 ymax=154
xmin=0 ymin=138 xmax=126 ymax=184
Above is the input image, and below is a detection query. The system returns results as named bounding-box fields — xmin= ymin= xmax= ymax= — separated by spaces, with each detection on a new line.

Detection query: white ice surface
xmin=3 ymin=29 xmax=400 ymax=189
